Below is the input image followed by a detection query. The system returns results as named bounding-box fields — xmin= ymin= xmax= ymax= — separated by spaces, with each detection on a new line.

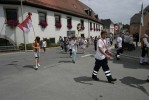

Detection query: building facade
xmin=101 ymin=19 xmax=114 ymax=35
xmin=130 ymin=13 xmax=141 ymax=34
xmin=130 ymin=5 xmax=149 ymax=36
xmin=0 ymin=0 xmax=102 ymax=47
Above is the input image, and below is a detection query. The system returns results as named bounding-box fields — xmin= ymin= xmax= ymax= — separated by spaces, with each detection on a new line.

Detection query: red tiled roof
xmin=1 ymin=0 xmax=101 ymax=23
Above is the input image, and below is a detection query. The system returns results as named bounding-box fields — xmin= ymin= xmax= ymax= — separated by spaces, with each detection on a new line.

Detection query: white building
xmin=101 ymin=19 xmax=114 ymax=35
xmin=0 ymin=0 xmax=103 ymax=48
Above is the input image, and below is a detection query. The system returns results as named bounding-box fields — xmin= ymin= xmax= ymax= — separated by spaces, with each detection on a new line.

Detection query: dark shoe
xmin=35 ymin=66 xmax=38 ymax=70
xmin=107 ymin=76 xmax=117 ymax=83
xmin=108 ymin=78 xmax=117 ymax=83
xmin=147 ymin=79 xmax=149 ymax=82
xmin=144 ymin=62 xmax=149 ymax=65
xmin=35 ymin=68 xmax=38 ymax=70
xmin=92 ymin=75 xmax=99 ymax=81
xmin=140 ymin=63 xmax=146 ymax=65
xmin=116 ymin=58 xmax=120 ymax=60
xmin=72 ymin=60 xmax=75 ymax=64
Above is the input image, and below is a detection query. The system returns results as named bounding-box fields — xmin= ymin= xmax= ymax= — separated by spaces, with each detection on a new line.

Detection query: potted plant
xmin=6 ymin=19 xmax=19 ymax=28
xmin=67 ymin=24 xmax=72 ymax=29
xmin=55 ymin=22 xmax=62 ymax=28
xmin=90 ymin=27 xmax=93 ymax=30
xmin=39 ymin=21 xmax=48 ymax=28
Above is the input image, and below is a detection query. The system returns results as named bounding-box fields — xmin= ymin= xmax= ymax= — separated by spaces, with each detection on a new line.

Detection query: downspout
xmin=88 ymin=19 xmax=90 ymax=38
xmin=21 ymin=0 xmax=27 ymax=51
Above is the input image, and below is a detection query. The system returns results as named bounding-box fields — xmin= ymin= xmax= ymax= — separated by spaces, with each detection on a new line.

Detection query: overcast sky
xmin=80 ymin=0 xmax=149 ymax=24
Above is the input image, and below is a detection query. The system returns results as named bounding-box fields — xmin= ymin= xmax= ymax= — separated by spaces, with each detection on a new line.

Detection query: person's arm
xmin=32 ymin=42 xmax=36 ymax=49
xmin=36 ymin=43 xmax=40 ymax=51
xmin=143 ymin=38 xmax=149 ymax=47
xmin=98 ymin=47 xmax=110 ymax=59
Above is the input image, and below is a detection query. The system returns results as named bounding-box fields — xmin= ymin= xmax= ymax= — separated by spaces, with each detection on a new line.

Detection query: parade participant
xmin=59 ymin=36 xmax=64 ymax=50
xmin=32 ymin=36 xmax=41 ymax=70
xmin=42 ymin=38 xmax=47 ymax=52
xmin=68 ymin=38 xmax=72 ymax=57
xmin=81 ymin=37 xmax=87 ymax=53
xmin=133 ymin=32 xmax=139 ymax=48
xmin=92 ymin=31 xmax=117 ymax=83
xmin=94 ymin=36 xmax=98 ymax=51
xmin=140 ymin=30 xmax=149 ymax=65
xmin=116 ymin=33 xmax=123 ymax=60
xmin=63 ymin=37 xmax=68 ymax=52
xmin=70 ymin=36 xmax=77 ymax=63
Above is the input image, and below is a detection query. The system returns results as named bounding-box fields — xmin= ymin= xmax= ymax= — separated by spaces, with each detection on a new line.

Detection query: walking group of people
xmin=93 ymin=30 xmax=149 ymax=83
xmin=59 ymin=36 xmax=91 ymax=63
xmin=31 ymin=30 xmax=149 ymax=83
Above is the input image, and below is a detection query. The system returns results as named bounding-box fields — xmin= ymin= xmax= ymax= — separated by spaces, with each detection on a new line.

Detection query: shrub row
xmin=19 ymin=43 xmax=59 ymax=50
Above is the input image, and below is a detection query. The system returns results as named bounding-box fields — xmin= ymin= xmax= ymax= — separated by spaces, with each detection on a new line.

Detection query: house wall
xmin=110 ymin=24 xmax=114 ymax=34
xmin=141 ymin=13 xmax=149 ymax=35
xmin=130 ymin=23 xmax=140 ymax=34
xmin=130 ymin=12 xmax=149 ymax=36
xmin=0 ymin=4 xmax=102 ymax=46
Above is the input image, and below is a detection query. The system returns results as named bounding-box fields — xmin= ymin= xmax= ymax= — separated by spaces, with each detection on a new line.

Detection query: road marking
xmin=81 ymin=54 xmax=93 ymax=58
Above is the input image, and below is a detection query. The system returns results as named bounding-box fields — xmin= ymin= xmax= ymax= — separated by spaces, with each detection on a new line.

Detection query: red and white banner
xmin=18 ymin=15 xmax=32 ymax=33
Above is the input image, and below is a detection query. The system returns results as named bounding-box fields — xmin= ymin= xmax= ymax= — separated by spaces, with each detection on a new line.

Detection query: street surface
xmin=0 ymin=45 xmax=149 ymax=100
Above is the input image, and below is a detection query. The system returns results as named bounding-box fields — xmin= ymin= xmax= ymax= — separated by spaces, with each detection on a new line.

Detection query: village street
xmin=0 ymin=45 xmax=149 ymax=100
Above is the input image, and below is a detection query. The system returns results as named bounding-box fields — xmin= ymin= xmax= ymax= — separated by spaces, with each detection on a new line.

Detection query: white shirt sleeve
xmin=117 ymin=37 xmax=120 ymax=43
xmin=98 ymin=39 xmax=103 ymax=48
xmin=143 ymin=38 xmax=149 ymax=47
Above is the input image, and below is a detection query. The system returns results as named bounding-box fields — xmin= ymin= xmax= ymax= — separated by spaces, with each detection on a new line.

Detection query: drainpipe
xmin=88 ymin=19 xmax=90 ymax=38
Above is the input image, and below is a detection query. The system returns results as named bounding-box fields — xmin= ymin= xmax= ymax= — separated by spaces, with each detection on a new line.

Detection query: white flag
xmin=141 ymin=2 xmax=144 ymax=26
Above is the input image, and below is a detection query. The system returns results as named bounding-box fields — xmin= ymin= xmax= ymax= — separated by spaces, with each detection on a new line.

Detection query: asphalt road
xmin=0 ymin=45 xmax=149 ymax=100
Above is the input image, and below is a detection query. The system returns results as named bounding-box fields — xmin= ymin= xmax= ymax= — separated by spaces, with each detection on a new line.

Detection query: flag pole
xmin=139 ymin=2 xmax=143 ymax=42
xmin=21 ymin=0 xmax=27 ymax=52
xmin=139 ymin=23 xmax=142 ymax=43
xmin=32 ymin=24 xmax=36 ymax=37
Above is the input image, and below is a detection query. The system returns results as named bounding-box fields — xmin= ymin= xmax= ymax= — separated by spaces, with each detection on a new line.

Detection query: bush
xmin=26 ymin=43 xmax=32 ymax=50
xmin=49 ymin=43 xmax=59 ymax=47
xmin=19 ymin=43 xmax=32 ymax=50
xmin=46 ymin=38 xmax=59 ymax=47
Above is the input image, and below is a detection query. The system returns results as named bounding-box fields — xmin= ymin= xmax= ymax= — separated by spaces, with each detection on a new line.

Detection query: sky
xmin=80 ymin=0 xmax=149 ymax=24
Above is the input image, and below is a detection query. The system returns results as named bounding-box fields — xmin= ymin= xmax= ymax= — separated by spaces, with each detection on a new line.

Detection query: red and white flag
xmin=18 ymin=15 xmax=32 ymax=33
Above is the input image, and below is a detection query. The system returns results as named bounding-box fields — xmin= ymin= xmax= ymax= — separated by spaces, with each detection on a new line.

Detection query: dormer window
xmin=84 ymin=8 xmax=92 ymax=16
xmin=84 ymin=9 xmax=89 ymax=14
xmin=89 ymin=9 xmax=92 ymax=16
xmin=95 ymin=14 xmax=98 ymax=19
